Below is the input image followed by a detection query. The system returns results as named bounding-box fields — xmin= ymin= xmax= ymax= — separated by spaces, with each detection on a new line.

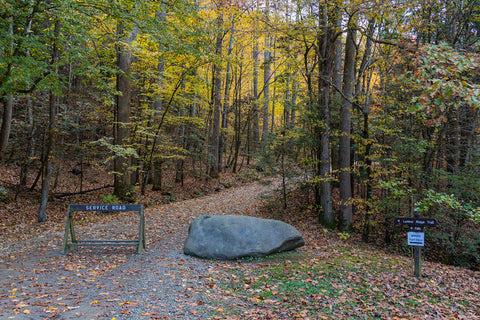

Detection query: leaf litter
xmin=0 ymin=169 xmax=479 ymax=319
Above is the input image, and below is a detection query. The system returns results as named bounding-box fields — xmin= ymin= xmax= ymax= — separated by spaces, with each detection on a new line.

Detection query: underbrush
xmin=0 ymin=161 xmax=257 ymax=243
xmin=258 ymin=184 xmax=480 ymax=271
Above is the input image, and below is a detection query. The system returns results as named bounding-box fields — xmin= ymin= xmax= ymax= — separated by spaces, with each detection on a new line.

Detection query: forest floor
xmin=0 ymin=164 xmax=479 ymax=319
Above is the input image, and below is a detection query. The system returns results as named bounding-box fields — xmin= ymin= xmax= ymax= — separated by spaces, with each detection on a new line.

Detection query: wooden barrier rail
xmin=63 ymin=204 xmax=146 ymax=254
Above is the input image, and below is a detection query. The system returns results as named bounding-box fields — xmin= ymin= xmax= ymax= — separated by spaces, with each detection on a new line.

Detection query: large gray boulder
xmin=183 ymin=214 xmax=305 ymax=260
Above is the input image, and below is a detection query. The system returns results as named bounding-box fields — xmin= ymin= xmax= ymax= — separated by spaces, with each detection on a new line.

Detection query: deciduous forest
xmin=1 ymin=0 xmax=480 ymax=267
xmin=1 ymin=0 xmax=480 ymax=318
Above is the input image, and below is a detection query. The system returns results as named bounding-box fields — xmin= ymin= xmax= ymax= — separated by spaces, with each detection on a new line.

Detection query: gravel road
xmin=0 ymin=179 xmax=280 ymax=319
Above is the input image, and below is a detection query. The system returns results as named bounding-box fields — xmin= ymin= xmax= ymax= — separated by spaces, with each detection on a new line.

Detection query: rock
xmin=183 ymin=215 xmax=305 ymax=260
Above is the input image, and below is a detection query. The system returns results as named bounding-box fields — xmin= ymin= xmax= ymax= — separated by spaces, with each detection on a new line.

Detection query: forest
xmin=0 ymin=0 xmax=479 ymax=270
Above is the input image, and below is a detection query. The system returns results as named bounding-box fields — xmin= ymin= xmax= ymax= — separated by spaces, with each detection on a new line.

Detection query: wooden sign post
xmin=395 ymin=216 xmax=437 ymax=277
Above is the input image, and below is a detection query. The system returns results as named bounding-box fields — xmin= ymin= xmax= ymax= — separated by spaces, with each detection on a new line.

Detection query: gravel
xmin=0 ymin=179 xmax=280 ymax=319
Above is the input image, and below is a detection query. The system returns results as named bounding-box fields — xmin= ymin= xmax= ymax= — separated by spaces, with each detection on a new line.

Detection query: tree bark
xmin=219 ymin=22 xmax=235 ymax=173
xmin=339 ymin=27 xmax=356 ymax=231
xmin=232 ymin=64 xmax=242 ymax=173
xmin=38 ymin=20 xmax=61 ymax=222
xmin=291 ymin=70 xmax=297 ymax=126
xmin=446 ymin=107 xmax=460 ymax=175
xmin=262 ymin=20 xmax=271 ymax=147
xmin=0 ymin=96 xmax=13 ymax=159
xmin=152 ymin=8 xmax=167 ymax=191
xmin=19 ymin=97 xmax=34 ymax=187
xmin=114 ymin=23 xmax=138 ymax=199
xmin=38 ymin=92 xmax=57 ymax=222
xmin=0 ymin=18 xmax=14 ymax=159
xmin=459 ymin=105 xmax=477 ymax=169
xmin=209 ymin=12 xmax=223 ymax=178
xmin=316 ymin=4 xmax=335 ymax=227
xmin=252 ymin=36 xmax=260 ymax=154
xmin=175 ymin=82 xmax=186 ymax=184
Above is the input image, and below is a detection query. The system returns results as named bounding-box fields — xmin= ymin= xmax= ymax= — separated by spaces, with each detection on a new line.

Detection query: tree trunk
xmin=262 ymin=33 xmax=271 ymax=147
xmin=38 ymin=20 xmax=61 ymax=222
xmin=291 ymin=70 xmax=298 ymax=126
xmin=37 ymin=92 xmax=57 ymax=222
xmin=153 ymin=6 xmax=167 ymax=191
xmin=175 ymin=83 xmax=186 ymax=184
xmin=284 ymin=69 xmax=291 ymax=126
xmin=114 ymin=23 xmax=138 ymax=200
xmin=209 ymin=12 xmax=223 ymax=178
xmin=339 ymin=27 xmax=356 ymax=231
xmin=362 ymin=111 xmax=373 ymax=241
xmin=19 ymin=97 xmax=34 ymax=187
xmin=219 ymin=22 xmax=234 ymax=173
xmin=0 ymin=96 xmax=13 ymax=159
xmin=446 ymin=107 xmax=460 ymax=175
xmin=333 ymin=13 xmax=343 ymax=92
xmin=152 ymin=8 xmax=166 ymax=191
xmin=271 ymin=37 xmax=276 ymax=133
xmin=0 ymin=18 xmax=14 ymax=159
xmin=233 ymin=65 xmax=242 ymax=173
xmin=316 ymin=4 xmax=335 ymax=227
xmin=459 ymin=105 xmax=477 ymax=169
xmin=252 ymin=38 xmax=260 ymax=154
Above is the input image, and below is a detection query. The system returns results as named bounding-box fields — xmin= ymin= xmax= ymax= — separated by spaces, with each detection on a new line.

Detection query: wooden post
xmin=414 ymin=246 xmax=422 ymax=278
xmin=63 ymin=209 xmax=71 ymax=254
xmin=395 ymin=216 xmax=436 ymax=279
xmin=413 ymin=210 xmax=421 ymax=278
xmin=63 ymin=204 xmax=145 ymax=254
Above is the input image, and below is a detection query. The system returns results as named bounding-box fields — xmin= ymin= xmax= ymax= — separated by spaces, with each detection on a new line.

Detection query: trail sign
xmin=395 ymin=216 xmax=438 ymax=278
xmin=395 ymin=218 xmax=437 ymax=229
xmin=407 ymin=232 xmax=424 ymax=246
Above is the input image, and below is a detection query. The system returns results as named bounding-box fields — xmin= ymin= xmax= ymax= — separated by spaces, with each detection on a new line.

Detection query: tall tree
xmin=315 ymin=2 xmax=336 ymax=226
xmin=252 ymin=37 xmax=260 ymax=155
xmin=219 ymin=21 xmax=235 ymax=173
xmin=0 ymin=96 xmax=12 ymax=158
xmin=262 ymin=1 xmax=272 ymax=147
xmin=339 ymin=23 xmax=356 ymax=230
xmin=114 ymin=21 xmax=138 ymax=200
xmin=0 ymin=14 xmax=13 ymax=159
xmin=209 ymin=10 xmax=224 ymax=178
xmin=152 ymin=8 xmax=167 ymax=191
xmin=38 ymin=20 xmax=61 ymax=222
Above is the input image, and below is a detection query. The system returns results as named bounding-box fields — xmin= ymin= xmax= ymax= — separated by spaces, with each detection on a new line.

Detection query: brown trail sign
xmin=395 ymin=217 xmax=437 ymax=230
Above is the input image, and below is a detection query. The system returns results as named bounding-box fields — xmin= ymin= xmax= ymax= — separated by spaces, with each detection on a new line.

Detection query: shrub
xmin=102 ymin=194 xmax=119 ymax=204
xmin=416 ymin=190 xmax=480 ymax=269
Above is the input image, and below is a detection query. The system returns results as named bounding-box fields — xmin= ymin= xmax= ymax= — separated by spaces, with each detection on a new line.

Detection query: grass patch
xmin=207 ymin=245 xmax=477 ymax=319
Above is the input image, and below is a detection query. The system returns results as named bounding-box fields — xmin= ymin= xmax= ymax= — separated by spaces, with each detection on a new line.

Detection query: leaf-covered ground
xmin=204 ymin=248 xmax=479 ymax=319
xmin=0 ymin=165 xmax=479 ymax=319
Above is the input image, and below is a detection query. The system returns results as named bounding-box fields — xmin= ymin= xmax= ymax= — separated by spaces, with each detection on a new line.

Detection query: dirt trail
xmin=0 ymin=179 xmax=281 ymax=319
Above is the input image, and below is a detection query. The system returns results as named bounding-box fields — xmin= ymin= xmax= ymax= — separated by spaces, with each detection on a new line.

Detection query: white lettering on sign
xmin=86 ymin=205 xmax=109 ymax=211
xmin=84 ymin=205 xmax=127 ymax=211
xmin=408 ymin=232 xmax=425 ymax=246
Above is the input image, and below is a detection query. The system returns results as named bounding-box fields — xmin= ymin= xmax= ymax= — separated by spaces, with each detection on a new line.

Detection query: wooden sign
xmin=395 ymin=218 xmax=437 ymax=228
xmin=395 ymin=216 xmax=438 ymax=278
xmin=69 ymin=204 xmax=142 ymax=212
xmin=63 ymin=204 xmax=145 ymax=254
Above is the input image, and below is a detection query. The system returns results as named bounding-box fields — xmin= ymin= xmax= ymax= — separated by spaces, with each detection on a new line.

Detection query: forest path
xmin=0 ymin=178 xmax=282 ymax=319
